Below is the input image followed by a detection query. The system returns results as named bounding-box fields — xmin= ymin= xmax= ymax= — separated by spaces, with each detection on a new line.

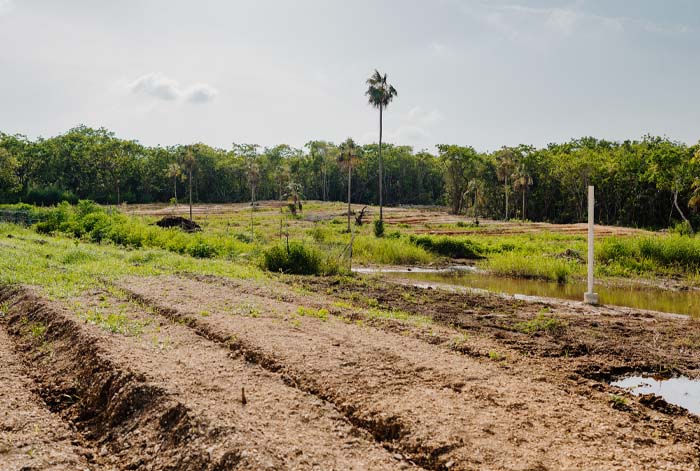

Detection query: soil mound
xmin=156 ymin=216 xmax=201 ymax=232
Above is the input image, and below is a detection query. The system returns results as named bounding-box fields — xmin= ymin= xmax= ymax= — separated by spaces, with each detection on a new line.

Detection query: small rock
xmin=446 ymin=460 xmax=455 ymax=468
xmin=393 ymin=453 xmax=403 ymax=460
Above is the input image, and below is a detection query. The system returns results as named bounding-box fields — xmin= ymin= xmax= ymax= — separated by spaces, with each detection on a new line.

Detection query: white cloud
xmin=128 ymin=73 xmax=218 ymax=104
xmin=184 ymin=83 xmax=219 ymax=104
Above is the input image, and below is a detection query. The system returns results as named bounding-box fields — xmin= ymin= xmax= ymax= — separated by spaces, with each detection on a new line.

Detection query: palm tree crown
xmin=365 ymin=70 xmax=398 ymax=109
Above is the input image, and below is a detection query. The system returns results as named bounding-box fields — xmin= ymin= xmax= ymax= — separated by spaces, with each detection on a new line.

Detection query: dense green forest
xmin=1 ymin=126 xmax=699 ymax=229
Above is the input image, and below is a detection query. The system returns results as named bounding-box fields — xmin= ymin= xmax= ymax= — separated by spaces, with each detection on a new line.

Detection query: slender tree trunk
xmin=173 ymin=177 xmax=177 ymax=203
xmin=347 ymin=165 xmax=352 ymax=232
xmin=673 ymin=190 xmax=694 ymax=234
xmin=189 ymin=167 xmax=193 ymax=222
xmin=504 ymin=175 xmax=509 ymax=221
xmin=379 ymin=106 xmax=383 ymax=221
xmin=522 ymin=188 xmax=526 ymax=220
xmin=116 ymin=179 xmax=120 ymax=205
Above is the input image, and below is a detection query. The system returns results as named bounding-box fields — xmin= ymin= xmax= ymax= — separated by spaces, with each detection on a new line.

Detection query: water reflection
xmin=611 ymin=375 xmax=700 ymax=414
xmin=388 ymin=270 xmax=699 ymax=317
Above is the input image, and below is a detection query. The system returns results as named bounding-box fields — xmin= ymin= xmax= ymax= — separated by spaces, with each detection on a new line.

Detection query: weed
xmin=297 ymin=306 xmax=329 ymax=321
xmin=514 ymin=312 xmax=567 ymax=335
xmin=488 ymin=350 xmax=503 ymax=361
xmin=29 ymin=322 xmax=47 ymax=339
xmin=609 ymin=394 xmax=628 ymax=409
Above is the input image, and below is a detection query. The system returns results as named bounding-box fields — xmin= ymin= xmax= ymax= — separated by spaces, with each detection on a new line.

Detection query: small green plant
xmin=488 ymin=350 xmax=503 ymax=361
xmin=0 ymin=302 xmax=9 ymax=318
xmin=29 ymin=322 xmax=47 ymax=339
xmin=373 ymin=219 xmax=385 ymax=237
xmin=514 ymin=312 xmax=567 ymax=335
xmin=199 ymin=310 xmax=211 ymax=317
xmin=297 ymin=306 xmax=329 ymax=321
xmin=609 ymin=394 xmax=628 ymax=409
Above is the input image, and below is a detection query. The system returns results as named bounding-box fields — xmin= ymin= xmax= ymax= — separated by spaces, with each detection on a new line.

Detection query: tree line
xmin=1 ymin=126 xmax=699 ymax=230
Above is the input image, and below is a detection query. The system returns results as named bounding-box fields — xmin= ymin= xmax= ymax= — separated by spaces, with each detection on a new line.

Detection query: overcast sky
xmin=1 ymin=0 xmax=698 ymax=153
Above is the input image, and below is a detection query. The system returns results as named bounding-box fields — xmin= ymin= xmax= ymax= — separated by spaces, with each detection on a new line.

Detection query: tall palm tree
xmin=496 ymin=147 xmax=516 ymax=220
xmin=337 ymin=138 xmax=360 ymax=232
xmin=513 ymin=169 xmax=533 ymax=220
xmin=166 ymin=162 xmax=183 ymax=204
xmin=365 ymin=70 xmax=397 ymax=222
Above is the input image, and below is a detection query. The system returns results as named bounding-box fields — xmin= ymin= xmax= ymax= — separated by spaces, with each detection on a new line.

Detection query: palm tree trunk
xmin=379 ymin=106 xmax=383 ymax=221
xmin=347 ymin=165 xmax=352 ymax=232
xmin=504 ymin=175 xmax=509 ymax=221
xmin=522 ymin=189 xmax=526 ymax=220
xmin=174 ymin=177 xmax=177 ymax=203
xmin=189 ymin=167 xmax=193 ymax=222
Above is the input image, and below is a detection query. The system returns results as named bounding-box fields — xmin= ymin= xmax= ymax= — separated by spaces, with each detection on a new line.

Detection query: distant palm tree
xmin=166 ymin=162 xmax=183 ymax=204
xmin=183 ymin=148 xmax=196 ymax=221
xmin=496 ymin=147 xmax=516 ymax=220
xmin=365 ymin=70 xmax=397 ymax=222
xmin=337 ymin=138 xmax=360 ymax=232
xmin=513 ymin=169 xmax=533 ymax=220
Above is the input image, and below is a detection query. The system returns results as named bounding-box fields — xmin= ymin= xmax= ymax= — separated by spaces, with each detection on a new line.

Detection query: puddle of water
xmin=385 ymin=270 xmax=700 ymax=317
xmin=611 ymin=375 xmax=700 ymax=414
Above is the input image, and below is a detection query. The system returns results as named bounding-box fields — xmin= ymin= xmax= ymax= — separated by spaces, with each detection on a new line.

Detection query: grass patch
xmin=410 ymin=235 xmax=484 ymax=259
xmin=80 ymin=308 xmax=146 ymax=335
xmin=514 ymin=311 xmax=567 ymax=335
xmin=352 ymin=237 xmax=433 ymax=265
xmin=485 ymin=252 xmax=575 ymax=283
xmin=297 ymin=306 xmax=329 ymax=321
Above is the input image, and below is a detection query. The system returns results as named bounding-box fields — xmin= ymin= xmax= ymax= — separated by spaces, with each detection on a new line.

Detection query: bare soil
xmin=3 ymin=271 xmax=700 ymax=470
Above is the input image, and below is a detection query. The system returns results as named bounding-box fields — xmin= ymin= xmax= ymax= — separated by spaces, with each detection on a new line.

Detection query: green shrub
xmin=410 ymin=235 xmax=483 ymax=259
xmin=373 ymin=219 xmax=385 ymax=237
xmin=187 ymin=239 xmax=216 ymax=258
xmin=352 ymin=237 xmax=432 ymax=265
xmin=24 ymin=187 xmax=77 ymax=206
xmin=262 ymin=242 xmax=336 ymax=275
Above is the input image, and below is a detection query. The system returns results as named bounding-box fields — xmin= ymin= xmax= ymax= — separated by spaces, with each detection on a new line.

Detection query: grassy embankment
xmin=3 ymin=201 xmax=700 ymax=284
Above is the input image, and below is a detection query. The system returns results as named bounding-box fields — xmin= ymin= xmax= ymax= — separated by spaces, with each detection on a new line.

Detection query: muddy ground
xmin=2 ymin=273 xmax=700 ymax=470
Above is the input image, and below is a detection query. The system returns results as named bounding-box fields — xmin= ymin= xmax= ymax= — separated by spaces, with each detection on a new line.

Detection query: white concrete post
xmin=584 ymin=185 xmax=599 ymax=305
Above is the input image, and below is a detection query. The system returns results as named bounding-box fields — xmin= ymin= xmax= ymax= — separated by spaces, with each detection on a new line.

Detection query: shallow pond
xmin=375 ymin=269 xmax=700 ymax=317
xmin=611 ymin=375 xmax=700 ymax=414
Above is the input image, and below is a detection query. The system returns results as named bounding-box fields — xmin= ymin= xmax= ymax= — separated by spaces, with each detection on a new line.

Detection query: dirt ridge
xmin=0 ymin=284 xmax=245 ymax=471
xmin=117 ymin=285 xmax=448 ymax=470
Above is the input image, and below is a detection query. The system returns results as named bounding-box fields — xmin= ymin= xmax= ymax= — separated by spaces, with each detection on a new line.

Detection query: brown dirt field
xmin=3 ymin=271 xmax=700 ymax=470
xmin=117 ymin=275 xmax=700 ymax=470
xmin=122 ymin=201 xmax=649 ymax=236
xmin=0 ymin=323 xmax=91 ymax=471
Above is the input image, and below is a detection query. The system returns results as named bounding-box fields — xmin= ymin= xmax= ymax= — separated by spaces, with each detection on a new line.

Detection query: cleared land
xmin=1 ymin=204 xmax=700 ymax=470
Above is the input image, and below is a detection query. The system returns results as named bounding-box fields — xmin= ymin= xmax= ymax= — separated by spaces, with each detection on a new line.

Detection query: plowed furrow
xmin=120 ymin=275 xmax=700 ymax=471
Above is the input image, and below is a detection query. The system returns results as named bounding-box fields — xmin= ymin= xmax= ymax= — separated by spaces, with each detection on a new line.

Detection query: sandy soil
xmin=3 ymin=271 xmax=700 ymax=470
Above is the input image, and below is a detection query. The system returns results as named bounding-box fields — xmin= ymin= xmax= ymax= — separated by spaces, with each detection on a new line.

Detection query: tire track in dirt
xmin=0 ymin=296 xmax=92 ymax=471
xmin=119 ymin=275 xmax=700 ymax=471
xmin=1 ymin=285 xmax=417 ymax=470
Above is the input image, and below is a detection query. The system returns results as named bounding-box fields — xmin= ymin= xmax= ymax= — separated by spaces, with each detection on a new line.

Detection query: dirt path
xmin=0 ymin=324 xmax=91 ymax=471
xmin=118 ymin=275 xmax=700 ymax=471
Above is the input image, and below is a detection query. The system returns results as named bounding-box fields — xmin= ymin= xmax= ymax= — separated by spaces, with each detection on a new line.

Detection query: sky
xmin=1 ymin=0 xmax=699 ymax=153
